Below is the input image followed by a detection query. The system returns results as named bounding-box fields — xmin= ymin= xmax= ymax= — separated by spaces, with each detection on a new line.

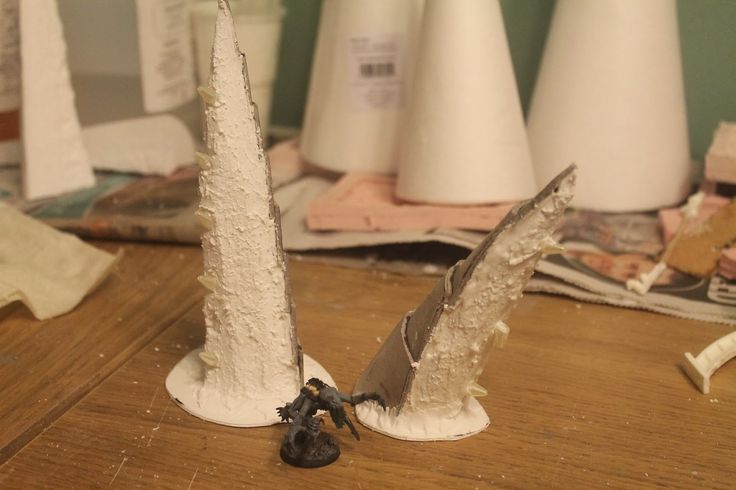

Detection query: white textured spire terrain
xmin=166 ymin=0 xmax=325 ymax=427
xmin=20 ymin=0 xmax=94 ymax=199
xmin=355 ymin=166 xmax=576 ymax=440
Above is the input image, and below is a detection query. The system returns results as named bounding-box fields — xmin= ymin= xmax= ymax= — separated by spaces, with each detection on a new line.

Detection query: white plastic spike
xmin=467 ymin=383 xmax=488 ymax=398
xmin=542 ymin=238 xmax=566 ymax=256
xmin=197 ymin=85 xmax=217 ymax=106
xmin=195 ymin=151 xmax=212 ymax=170
xmin=197 ymin=274 xmax=217 ymax=291
xmin=194 ymin=209 xmax=214 ymax=230
xmin=684 ymin=331 xmax=736 ymax=394
xmin=493 ymin=321 xmax=510 ymax=348
xmin=198 ymin=351 xmax=219 ymax=368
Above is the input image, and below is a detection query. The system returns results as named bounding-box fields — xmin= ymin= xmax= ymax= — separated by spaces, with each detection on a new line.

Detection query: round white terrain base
xmin=165 ymin=348 xmax=335 ymax=427
xmin=355 ymin=397 xmax=490 ymax=441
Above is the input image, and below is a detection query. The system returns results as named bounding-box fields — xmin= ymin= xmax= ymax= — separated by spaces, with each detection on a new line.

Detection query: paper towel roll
xmin=527 ymin=0 xmax=691 ymax=211
xmin=396 ymin=0 xmax=536 ymax=205
xmin=300 ymin=0 xmax=425 ymax=174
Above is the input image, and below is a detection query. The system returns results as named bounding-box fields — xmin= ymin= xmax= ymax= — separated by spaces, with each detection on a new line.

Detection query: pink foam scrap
xmin=307 ymin=173 xmax=517 ymax=232
xmin=658 ymin=195 xmax=731 ymax=242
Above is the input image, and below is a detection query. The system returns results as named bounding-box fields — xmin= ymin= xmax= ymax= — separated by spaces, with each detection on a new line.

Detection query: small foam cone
xmin=395 ymin=0 xmax=536 ymax=205
xmin=527 ymin=0 xmax=690 ymax=211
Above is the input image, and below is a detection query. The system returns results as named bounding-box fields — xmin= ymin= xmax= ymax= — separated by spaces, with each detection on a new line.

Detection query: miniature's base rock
xmin=355 ymin=398 xmax=490 ymax=441
xmin=166 ymin=348 xmax=335 ymax=427
xmin=280 ymin=431 xmax=340 ymax=468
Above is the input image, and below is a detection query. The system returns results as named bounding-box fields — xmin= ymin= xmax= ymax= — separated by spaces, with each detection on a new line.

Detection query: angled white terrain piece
xmin=354 ymin=165 xmax=576 ymax=441
xmin=20 ymin=0 xmax=94 ymax=200
xmin=166 ymin=0 xmax=332 ymax=427
xmin=684 ymin=332 xmax=736 ymax=394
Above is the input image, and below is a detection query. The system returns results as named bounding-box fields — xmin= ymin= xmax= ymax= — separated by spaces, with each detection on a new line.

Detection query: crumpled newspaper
xmin=0 ymin=203 xmax=120 ymax=320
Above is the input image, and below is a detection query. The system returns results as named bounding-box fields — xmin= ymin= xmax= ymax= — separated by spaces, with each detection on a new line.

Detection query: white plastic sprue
xmin=626 ymin=191 xmax=705 ymax=295
xmin=684 ymin=331 xmax=736 ymax=394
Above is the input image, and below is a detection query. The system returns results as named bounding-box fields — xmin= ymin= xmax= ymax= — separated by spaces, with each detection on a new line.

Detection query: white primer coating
xmin=167 ymin=349 xmax=334 ymax=427
xmin=166 ymin=0 xmax=301 ymax=426
xmin=684 ymin=331 xmax=736 ymax=395
xmin=396 ymin=0 xmax=536 ymax=204
xmin=357 ymin=170 xmax=575 ymax=440
xmin=20 ymin=0 xmax=94 ymax=200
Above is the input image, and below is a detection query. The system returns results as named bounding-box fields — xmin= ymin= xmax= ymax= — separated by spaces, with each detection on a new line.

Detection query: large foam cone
xmin=395 ymin=0 xmax=536 ymax=205
xmin=300 ymin=0 xmax=425 ymax=174
xmin=166 ymin=0 xmax=333 ymax=427
xmin=527 ymin=0 xmax=690 ymax=211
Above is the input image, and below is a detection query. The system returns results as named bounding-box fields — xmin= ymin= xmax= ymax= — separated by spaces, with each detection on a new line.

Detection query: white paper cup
xmin=396 ymin=0 xmax=536 ymax=204
xmin=192 ymin=0 xmax=283 ymax=135
xmin=527 ymin=0 xmax=691 ymax=211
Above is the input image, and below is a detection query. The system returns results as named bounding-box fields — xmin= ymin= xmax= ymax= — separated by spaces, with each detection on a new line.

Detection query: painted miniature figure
xmin=277 ymin=378 xmax=385 ymax=468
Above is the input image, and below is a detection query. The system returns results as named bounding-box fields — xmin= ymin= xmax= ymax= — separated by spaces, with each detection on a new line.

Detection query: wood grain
xmin=1 ymin=257 xmax=735 ymax=488
xmin=0 ymin=242 xmax=203 ymax=463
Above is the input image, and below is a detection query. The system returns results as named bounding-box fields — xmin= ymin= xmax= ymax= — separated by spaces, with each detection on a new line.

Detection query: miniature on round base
xmin=165 ymin=348 xmax=335 ymax=427
xmin=277 ymin=378 xmax=385 ymax=468
xmin=355 ymin=397 xmax=490 ymax=441
xmin=280 ymin=432 xmax=340 ymax=468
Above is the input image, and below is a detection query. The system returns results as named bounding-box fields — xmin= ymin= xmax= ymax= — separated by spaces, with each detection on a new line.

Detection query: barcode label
xmin=360 ymin=62 xmax=396 ymax=79
xmin=349 ymin=33 xmax=404 ymax=110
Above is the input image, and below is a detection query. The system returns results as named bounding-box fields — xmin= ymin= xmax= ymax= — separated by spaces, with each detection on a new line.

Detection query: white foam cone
xmin=300 ymin=0 xmax=425 ymax=174
xmin=527 ymin=0 xmax=691 ymax=212
xmin=395 ymin=0 xmax=536 ymax=205
xmin=20 ymin=0 xmax=94 ymax=200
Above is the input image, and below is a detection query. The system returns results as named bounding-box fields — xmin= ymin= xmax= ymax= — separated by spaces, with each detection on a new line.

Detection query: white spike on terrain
xmin=354 ymin=166 xmax=576 ymax=441
xmin=166 ymin=0 xmax=332 ymax=427
xmin=20 ymin=0 xmax=94 ymax=199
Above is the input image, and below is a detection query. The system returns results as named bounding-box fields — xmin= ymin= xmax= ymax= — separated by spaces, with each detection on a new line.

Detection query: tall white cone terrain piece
xmin=300 ymin=0 xmax=425 ymax=174
xmin=20 ymin=0 xmax=94 ymax=200
xmin=527 ymin=0 xmax=690 ymax=212
xmin=355 ymin=165 xmax=576 ymax=441
xmin=396 ymin=0 xmax=536 ymax=205
xmin=166 ymin=0 xmax=333 ymax=427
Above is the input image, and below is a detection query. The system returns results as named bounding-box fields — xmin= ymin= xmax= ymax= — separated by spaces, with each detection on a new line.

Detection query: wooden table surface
xmin=0 ymin=242 xmax=734 ymax=489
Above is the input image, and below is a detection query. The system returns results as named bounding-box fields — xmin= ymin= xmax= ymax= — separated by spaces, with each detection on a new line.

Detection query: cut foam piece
xmin=166 ymin=0 xmax=328 ymax=427
xmin=355 ymin=165 xmax=576 ymax=441
xmin=2 ymin=115 xmax=195 ymax=175
xmin=20 ymin=0 xmax=94 ymax=200
xmin=684 ymin=331 xmax=736 ymax=394
xmin=82 ymin=115 xmax=195 ymax=175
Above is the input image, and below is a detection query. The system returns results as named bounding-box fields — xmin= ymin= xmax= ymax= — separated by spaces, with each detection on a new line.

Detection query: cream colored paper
xmin=527 ymin=0 xmax=690 ymax=211
xmin=396 ymin=0 xmax=536 ymax=204
xmin=0 ymin=203 xmax=118 ymax=320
